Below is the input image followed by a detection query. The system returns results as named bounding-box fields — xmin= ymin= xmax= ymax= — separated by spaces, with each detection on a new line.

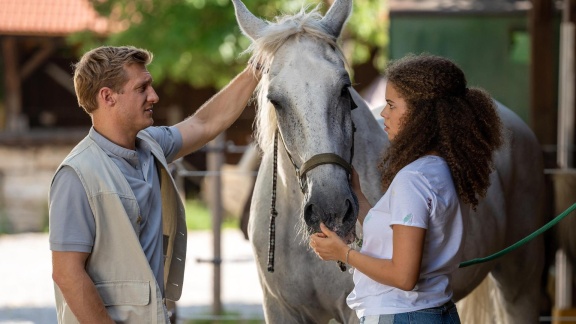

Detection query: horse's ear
xmin=321 ymin=0 xmax=352 ymax=39
xmin=232 ymin=0 xmax=267 ymax=41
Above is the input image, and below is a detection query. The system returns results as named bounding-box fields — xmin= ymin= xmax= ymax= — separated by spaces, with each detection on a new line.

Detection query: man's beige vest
xmin=52 ymin=131 xmax=187 ymax=323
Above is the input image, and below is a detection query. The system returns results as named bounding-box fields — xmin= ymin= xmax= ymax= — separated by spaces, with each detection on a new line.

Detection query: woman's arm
xmin=311 ymin=223 xmax=425 ymax=291
xmin=348 ymin=225 xmax=425 ymax=290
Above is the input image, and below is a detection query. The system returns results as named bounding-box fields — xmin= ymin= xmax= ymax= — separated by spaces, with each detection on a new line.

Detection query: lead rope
xmin=267 ymin=130 xmax=279 ymax=272
xmin=460 ymin=202 xmax=576 ymax=268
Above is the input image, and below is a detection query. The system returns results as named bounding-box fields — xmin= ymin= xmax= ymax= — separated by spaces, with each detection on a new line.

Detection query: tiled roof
xmin=0 ymin=0 xmax=110 ymax=36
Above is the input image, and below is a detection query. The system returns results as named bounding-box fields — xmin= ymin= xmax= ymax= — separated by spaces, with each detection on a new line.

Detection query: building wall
xmin=389 ymin=13 xmax=559 ymax=125
xmin=0 ymin=145 xmax=73 ymax=233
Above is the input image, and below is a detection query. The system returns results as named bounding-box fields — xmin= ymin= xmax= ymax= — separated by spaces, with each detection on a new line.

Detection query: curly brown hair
xmin=379 ymin=54 xmax=503 ymax=208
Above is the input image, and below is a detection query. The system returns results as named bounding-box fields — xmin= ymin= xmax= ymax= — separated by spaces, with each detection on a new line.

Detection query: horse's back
xmin=494 ymin=101 xmax=546 ymax=239
xmin=455 ymin=101 xmax=546 ymax=323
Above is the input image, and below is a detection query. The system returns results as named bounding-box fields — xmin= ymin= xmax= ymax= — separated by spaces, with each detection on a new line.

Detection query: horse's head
xmin=233 ymin=0 xmax=358 ymax=243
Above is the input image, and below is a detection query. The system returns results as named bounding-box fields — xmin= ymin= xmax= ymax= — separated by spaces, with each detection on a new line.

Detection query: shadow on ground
xmin=0 ymin=304 xmax=264 ymax=324
xmin=0 ymin=307 xmax=57 ymax=323
xmin=177 ymin=303 xmax=264 ymax=323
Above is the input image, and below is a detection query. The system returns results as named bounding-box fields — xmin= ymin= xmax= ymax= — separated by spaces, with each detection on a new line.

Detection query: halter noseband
xmin=279 ymin=133 xmax=354 ymax=192
xmin=299 ymin=153 xmax=353 ymax=189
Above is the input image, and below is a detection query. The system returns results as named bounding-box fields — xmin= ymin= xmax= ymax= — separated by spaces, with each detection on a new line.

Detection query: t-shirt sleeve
xmin=143 ymin=126 xmax=183 ymax=163
xmin=387 ymin=170 xmax=433 ymax=229
xmin=48 ymin=166 xmax=95 ymax=253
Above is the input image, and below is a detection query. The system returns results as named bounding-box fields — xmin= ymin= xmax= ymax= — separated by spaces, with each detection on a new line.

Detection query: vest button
xmin=137 ymin=215 xmax=142 ymax=224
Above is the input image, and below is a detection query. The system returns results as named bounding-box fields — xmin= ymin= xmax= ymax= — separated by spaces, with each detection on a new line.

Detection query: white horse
xmin=232 ymin=0 xmax=547 ymax=323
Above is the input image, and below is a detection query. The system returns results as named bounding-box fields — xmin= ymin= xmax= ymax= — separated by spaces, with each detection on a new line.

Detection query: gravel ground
xmin=0 ymin=230 xmax=264 ymax=323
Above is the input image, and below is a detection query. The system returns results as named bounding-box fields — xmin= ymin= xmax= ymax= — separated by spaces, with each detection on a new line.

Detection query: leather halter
xmin=267 ymin=89 xmax=358 ymax=273
xmin=278 ymin=132 xmax=354 ymax=192
xmin=278 ymin=88 xmax=358 ymax=192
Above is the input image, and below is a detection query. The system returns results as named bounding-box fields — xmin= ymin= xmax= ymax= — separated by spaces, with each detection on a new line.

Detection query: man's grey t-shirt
xmin=49 ymin=126 xmax=183 ymax=296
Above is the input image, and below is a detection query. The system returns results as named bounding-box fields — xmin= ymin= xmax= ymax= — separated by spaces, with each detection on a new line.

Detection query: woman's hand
xmin=309 ymin=223 xmax=349 ymax=262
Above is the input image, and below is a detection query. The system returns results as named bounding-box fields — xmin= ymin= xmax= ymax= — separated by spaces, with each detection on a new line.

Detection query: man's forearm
xmin=175 ymin=66 xmax=259 ymax=157
xmin=55 ymin=271 xmax=114 ymax=323
xmin=196 ymin=66 xmax=259 ymax=133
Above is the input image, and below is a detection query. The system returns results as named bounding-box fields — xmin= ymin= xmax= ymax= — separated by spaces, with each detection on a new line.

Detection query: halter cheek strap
xmin=267 ymin=88 xmax=357 ymax=273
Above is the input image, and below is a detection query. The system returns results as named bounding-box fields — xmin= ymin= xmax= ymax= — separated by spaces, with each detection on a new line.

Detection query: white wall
xmin=0 ymin=145 xmax=73 ymax=232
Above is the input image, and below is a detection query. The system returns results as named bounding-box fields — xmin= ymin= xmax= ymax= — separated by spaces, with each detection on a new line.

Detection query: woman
xmin=309 ymin=54 xmax=503 ymax=323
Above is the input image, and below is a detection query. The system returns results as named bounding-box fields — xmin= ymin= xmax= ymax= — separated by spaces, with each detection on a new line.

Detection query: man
xmin=49 ymin=45 xmax=260 ymax=323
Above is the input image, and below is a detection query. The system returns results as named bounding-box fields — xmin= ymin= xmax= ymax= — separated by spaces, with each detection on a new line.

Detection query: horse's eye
xmin=341 ymin=85 xmax=351 ymax=98
xmin=270 ymin=99 xmax=281 ymax=109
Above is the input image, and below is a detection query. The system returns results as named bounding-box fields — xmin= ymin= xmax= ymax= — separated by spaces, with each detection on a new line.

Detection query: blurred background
xmin=0 ymin=0 xmax=575 ymax=323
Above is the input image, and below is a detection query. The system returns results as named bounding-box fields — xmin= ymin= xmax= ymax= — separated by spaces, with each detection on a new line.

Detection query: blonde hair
xmin=73 ymin=45 xmax=152 ymax=114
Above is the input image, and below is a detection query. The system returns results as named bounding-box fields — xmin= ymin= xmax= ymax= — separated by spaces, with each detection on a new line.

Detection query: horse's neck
xmin=350 ymin=88 xmax=388 ymax=205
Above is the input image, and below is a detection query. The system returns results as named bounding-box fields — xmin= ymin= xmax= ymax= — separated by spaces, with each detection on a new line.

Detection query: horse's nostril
xmin=304 ymin=202 xmax=316 ymax=228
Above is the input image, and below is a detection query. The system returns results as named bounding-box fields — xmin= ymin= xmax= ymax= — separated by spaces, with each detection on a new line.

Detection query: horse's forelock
xmin=246 ymin=5 xmax=347 ymax=153
xmin=255 ymin=80 xmax=277 ymax=152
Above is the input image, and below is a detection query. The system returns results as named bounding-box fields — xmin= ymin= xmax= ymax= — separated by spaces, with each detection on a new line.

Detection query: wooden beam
xmin=44 ymin=63 xmax=75 ymax=95
xmin=21 ymin=40 xmax=55 ymax=81
xmin=563 ymin=0 xmax=576 ymax=21
xmin=529 ymin=0 xmax=557 ymax=146
xmin=1 ymin=37 xmax=24 ymax=132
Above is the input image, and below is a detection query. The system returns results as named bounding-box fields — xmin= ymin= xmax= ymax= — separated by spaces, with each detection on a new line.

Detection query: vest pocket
xmin=95 ymin=280 xmax=151 ymax=306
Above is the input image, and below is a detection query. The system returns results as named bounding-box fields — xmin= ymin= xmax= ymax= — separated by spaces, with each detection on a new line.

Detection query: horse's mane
xmin=244 ymin=5 xmax=348 ymax=153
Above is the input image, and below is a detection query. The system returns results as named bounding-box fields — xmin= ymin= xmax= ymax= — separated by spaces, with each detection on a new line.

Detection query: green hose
xmin=459 ymin=202 xmax=576 ymax=268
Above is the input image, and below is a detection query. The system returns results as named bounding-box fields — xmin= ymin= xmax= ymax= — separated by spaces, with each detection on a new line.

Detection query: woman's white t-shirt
xmin=347 ymin=155 xmax=466 ymax=318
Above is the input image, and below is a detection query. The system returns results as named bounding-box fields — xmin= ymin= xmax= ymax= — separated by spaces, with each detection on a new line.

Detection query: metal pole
xmin=207 ymin=133 xmax=225 ymax=316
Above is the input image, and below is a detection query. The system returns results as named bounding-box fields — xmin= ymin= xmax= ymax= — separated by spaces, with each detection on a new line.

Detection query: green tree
xmin=72 ymin=0 xmax=387 ymax=89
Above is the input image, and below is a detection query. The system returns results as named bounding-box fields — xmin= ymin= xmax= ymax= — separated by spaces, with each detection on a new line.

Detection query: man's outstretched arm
xmin=174 ymin=66 xmax=260 ymax=159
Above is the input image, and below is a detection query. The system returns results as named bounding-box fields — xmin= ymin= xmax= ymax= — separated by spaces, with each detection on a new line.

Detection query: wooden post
xmin=553 ymin=1 xmax=576 ymax=323
xmin=207 ymin=133 xmax=225 ymax=316
xmin=552 ymin=171 xmax=576 ymax=324
xmin=558 ymin=0 xmax=576 ymax=169
xmin=1 ymin=37 xmax=23 ymax=132
xmin=529 ymin=0 xmax=557 ymax=146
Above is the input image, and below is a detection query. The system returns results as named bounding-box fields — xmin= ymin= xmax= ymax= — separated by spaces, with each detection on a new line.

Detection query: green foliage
xmin=345 ymin=0 xmax=388 ymax=70
xmin=185 ymin=199 xmax=239 ymax=231
xmin=74 ymin=0 xmax=387 ymax=89
xmin=183 ymin=308 xmax=264 ymax=323
xmin=0 ymin=207 xmax=11 ymax=235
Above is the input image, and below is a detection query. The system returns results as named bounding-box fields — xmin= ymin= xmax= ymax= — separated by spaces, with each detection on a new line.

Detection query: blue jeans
xmin=359 ymin=301 xmax=461 ymax=324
